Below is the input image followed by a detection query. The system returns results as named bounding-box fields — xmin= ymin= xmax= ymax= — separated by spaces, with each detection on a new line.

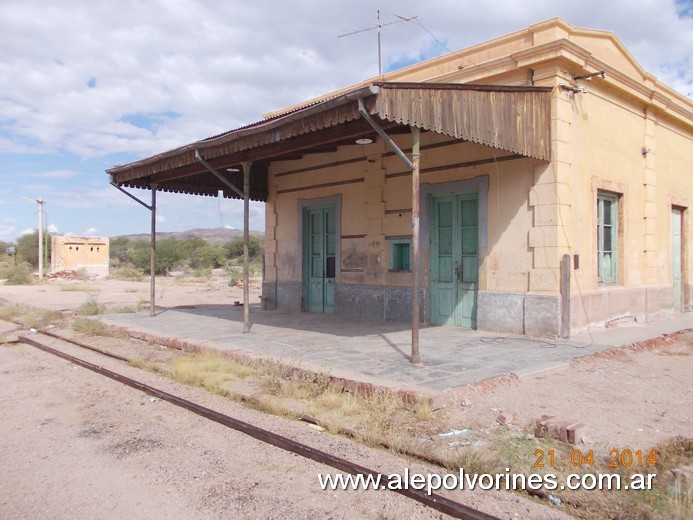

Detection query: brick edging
xmin=572 ymin=328 xmax=692 ymax=363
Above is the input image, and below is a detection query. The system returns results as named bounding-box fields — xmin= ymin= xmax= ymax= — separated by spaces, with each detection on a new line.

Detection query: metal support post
xmin=242 ymin=162 xmax=252 ymax=333
xmin=410 ymin=128 xmax=421 ymax=364
xmin=150 ymin=185 xmax=157 ymax=317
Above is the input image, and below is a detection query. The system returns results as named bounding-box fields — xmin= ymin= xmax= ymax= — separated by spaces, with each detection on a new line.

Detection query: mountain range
xmin=113 ymin=227 xmax=264 ymax=244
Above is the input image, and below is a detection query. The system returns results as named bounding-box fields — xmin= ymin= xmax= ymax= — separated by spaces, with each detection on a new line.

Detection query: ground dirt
xmin=1 ymin=274 xmax=691 ymax=519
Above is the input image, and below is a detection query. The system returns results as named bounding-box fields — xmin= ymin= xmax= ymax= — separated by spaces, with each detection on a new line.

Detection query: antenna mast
xmin=338 ymin=11 xmax=417 ymax=75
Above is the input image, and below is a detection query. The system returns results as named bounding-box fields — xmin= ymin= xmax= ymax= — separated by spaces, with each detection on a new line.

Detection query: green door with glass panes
xmin=430 ymin=193 xmax=478 ymax=328
xmin=304 ymin=206 xmax=335 ymax=314
xmin=672 ymin=208 xmax=683 ymax=312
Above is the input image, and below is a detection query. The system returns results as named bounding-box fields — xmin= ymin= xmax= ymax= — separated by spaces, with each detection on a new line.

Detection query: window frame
xmin=389 ymin=238 xmax=412 ymax=272
xmin=597 ymin=190 xmax=619 ymax=285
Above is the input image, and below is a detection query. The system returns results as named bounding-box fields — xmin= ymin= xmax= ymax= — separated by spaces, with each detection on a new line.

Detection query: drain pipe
xmin=109 ymin=177 xmax=157 ymax=317
xmin=357 ymin=98 xmax=421 ymax=364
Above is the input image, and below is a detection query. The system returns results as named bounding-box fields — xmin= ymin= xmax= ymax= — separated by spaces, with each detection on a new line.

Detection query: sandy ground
xmin=0 ymin=332 xmax=568 ymax=520
xmin=1 ymin=274 xmax=691 ymax=518
xmin=0 ymin=272 xmax=262 ymax=312
xmin=1 ymin=274 xmax=690 ymax=451
xmin=447 ymin=338 xmax=692 ymax=449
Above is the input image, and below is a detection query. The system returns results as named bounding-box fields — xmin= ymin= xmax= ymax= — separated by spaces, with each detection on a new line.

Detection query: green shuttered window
xmin=597 ymin=191 xmax=619 ymax=284
xmin=390 ymin=239 xmax=411 ymax=272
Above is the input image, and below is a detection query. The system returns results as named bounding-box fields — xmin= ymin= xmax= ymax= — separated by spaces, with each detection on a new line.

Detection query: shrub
xmin=78 ymin=295 xmax=105 ymax=316
xmin=224 ymin=235 xmax=264 ymax=260
xmin=2 ymin=262 xmax=33 ymax=285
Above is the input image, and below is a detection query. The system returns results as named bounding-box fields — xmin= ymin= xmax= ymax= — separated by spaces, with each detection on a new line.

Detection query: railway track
xmin=18 ymin=331 xmax=500 ymax=520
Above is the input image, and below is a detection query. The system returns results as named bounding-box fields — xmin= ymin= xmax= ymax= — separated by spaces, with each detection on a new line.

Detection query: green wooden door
xmin=305 ymin=206 xmax=335 ymax=314
xmin=672 ymin=208 xmax=682 ymax=312
xmin=430 ymin=193 xmax=479 ymax=328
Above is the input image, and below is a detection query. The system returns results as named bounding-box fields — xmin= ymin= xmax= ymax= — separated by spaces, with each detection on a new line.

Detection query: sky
xmin=1 ymin=0 xmax=691 ymax=243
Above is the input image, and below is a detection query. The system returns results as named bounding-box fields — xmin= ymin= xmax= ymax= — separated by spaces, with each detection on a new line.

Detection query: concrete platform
xmin=99 ymin=305 xmax=693 ymax=395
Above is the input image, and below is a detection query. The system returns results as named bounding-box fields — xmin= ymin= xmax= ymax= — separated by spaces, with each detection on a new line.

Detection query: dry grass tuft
xmin=72 ymin=317 xmax=108 ymax=336
xmin=0 ymin=304 xmax=23 ymax=322
xmin=670 ymin=478 xmax=693 ymax=520
xmin=21 ymin=309 xmax=63 ymax=329
xmin=0 ymin=303 xmax=62 ymax=330
xmin=656 ymin=436 xmax=693 ymax=470
xmin=109 ymin=267 xmax=144 ymax=281
xmin=78 ymin=295 xmax=105 ymax=316
xmin=253 ymin=396 xmax=298 ymax=419
xmin=169 ymin=352 xmax=262 ymax=396
xmin=129 ymin=358 xmax=168 ymax=375
xmin=445 ymin=447 xmax=499 ymax=475
xmin=57 ymin=285 xmax=91 ymax=292
xmin=415 ymin=399 xmax=433 ymax=421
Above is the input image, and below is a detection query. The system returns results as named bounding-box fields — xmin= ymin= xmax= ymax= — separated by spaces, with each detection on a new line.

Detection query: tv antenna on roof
xmin=338 ymin=11 xmax=417 ymax=76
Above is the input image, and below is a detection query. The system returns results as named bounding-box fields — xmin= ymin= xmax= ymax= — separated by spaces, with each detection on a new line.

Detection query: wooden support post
xmin=150 ymin=184 xmax=157 ymax=317
xmin=410 ymin=127 xmax=421 ymax=364
xmin=242 ymin=162 xmax=252 ymax=333
xmin=560 ymin=254 xmax=570 ymax=339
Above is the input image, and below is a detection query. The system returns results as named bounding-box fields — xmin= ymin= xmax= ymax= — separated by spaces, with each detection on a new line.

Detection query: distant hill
xmin=113 ymin=227 xmax=264 ymax=244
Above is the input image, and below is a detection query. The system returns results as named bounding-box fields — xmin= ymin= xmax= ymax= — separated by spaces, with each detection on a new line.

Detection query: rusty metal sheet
xmin=372 ymin=84 xmax=551 ymax=161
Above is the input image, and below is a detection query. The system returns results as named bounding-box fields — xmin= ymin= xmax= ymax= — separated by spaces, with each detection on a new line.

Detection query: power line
xmin=413 ymin=18 xmax=452 ymax=54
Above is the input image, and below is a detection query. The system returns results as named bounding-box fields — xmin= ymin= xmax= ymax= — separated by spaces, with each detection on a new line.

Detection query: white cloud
xmin=18 ymin=228 xmax=35 ymax=237
xmin=156 ymin=215 xmax=166 ymax=224
xmin=83 ymin=227 xmax=97 ymax=235
xmin=27 ymin=170 xmax=80 ymax=179
xmin=0 ymin=1 xmax=690 ymax=239
xmin=0 ymin=225 xmax=16 ymax=243
xmin=47 ymin=223 xmax=59 ymax=233
xmin=0 ymin=1 xmax=689 ymax=160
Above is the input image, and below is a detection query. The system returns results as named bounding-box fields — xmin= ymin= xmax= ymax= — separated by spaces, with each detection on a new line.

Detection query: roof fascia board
xmin=429 ymin=40 xmax=589 ymax=84
xmin=108 ymin=85 xmax=380 ymax=177
xmin=198 ymin=84 xmax=379 ymax=149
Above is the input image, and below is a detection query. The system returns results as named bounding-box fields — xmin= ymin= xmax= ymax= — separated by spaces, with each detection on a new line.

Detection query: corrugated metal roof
xmin=374 ymin=83 xmax=551 ymax=161
xmin=107 ymin=83 xmax=551 ymax=199
xmin=107 ymin=85 xmax=378 ymax=181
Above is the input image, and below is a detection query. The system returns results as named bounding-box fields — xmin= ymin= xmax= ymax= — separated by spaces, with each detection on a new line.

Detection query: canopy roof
xmin=107 ymin=83 xmax=552 ymax=201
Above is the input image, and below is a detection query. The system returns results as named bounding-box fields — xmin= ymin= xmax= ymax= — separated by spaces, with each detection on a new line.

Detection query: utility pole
xmin=37 ymin=197 xmax=45 ymax=279
xmin=23 ymin=196 xmax=45 ymax=279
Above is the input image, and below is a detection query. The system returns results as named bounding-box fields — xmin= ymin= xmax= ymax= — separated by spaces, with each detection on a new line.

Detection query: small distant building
xmin=50 ymin=236 xmax=110 ymax=277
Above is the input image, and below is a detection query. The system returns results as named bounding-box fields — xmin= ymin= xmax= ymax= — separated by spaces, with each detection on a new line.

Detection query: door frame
xmin=429 ymin=191 xmax=480 ymax=327
xmin=297 ymin=195 xmax=341 ymax=312
xmin=672 ymin=206 xmax=684 ymax=312
xmin=420 ymin=176 xmax=489 ymax=324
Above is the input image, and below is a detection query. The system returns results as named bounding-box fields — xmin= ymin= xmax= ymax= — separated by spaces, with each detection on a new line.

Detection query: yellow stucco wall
xmin=266 ymin=132 xmax=537 ymax=293
xmin=51 ymin=236 xmax=110 ymax=277
xmin=263 ymin=18 xmax=692 ymax=334
xmin=555 ymin=75 xmax=693 ymax=328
